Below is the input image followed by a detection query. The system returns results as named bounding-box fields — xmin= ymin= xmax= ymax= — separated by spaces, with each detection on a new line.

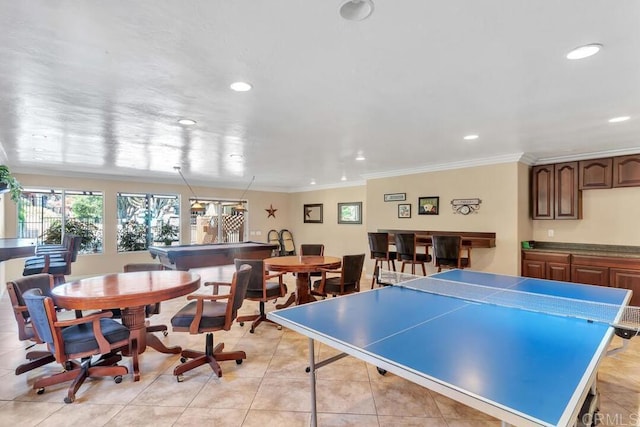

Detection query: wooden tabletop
xmin=264 ymin=255 xmax=342 ymax=273
xmin=51 ymin=270 xmax=200 ymax=310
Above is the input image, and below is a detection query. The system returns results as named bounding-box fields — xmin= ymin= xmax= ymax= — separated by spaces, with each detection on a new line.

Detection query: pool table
xmin=148 ymin=241 xmax=278 ymax=270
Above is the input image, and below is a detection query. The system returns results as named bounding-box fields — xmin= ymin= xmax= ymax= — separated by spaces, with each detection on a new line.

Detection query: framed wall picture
xmin=398 ymin=203 xmax=411 ymax=218
xmin=418 ymin=196 xmax=439 ymax=215
xmin=338 ymin=202 xmax=362 ymax=224
xmin=384 ymin=193 xmax=406 ymax=202
xmin=304 ymin=203 xmax=323 ymax=223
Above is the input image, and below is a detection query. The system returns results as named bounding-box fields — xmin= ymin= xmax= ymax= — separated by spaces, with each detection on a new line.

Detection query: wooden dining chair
xmin=6 ymin=274 xmax=56 ymax=375
xmin=23 ymin=288 xmax=130 ymax=403
xmin=171 ymin=264 xmax=252 ymax=381
xmin=312 ymin=254 xmax=365 ymax=297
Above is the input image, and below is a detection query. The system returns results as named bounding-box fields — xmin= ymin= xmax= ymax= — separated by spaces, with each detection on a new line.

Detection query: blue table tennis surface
xmin=267 ymin=269 xmax=631 ymax=426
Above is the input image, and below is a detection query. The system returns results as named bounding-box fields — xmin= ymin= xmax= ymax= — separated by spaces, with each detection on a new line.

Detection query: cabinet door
xmin=532 ymin=165 xmax=554 ymax=219
xmin=579 ymin=158 xmax=612 ymax=189
xmin=610 ymin=268 xmax=640 ymax=306
xmin=547 ymin=262 xmax=570 ymax=282
xmin=571 ymin=265 xmax=609 ymax=286
xmin=612 ymin=154 xmax=640 ymax=187
xmin=555 ymin=162 xmax=582 ymax=219
xmin=522 ymin=260 xmax=545 ymax=279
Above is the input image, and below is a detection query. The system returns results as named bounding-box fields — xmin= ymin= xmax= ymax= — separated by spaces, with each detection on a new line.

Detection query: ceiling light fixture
xmin=339 ymin=0 xmax=374 ymax=21
xmin=463 ymin=134 xmax=479 ymax=140
xmin=230 ymin=81 xmax=252 ymax=92
xmin=341 ymin=175 xmax=347 ymax=181
xmin=174 ymin=166 xmax=205 ymax=213
xmin=566 ymin=43 xmax=602 ymax=60
xmin=233 ymin=175 xmax=255 ymax=213
xmin=310 ymin=180 xmax=316 ymax=185
xmin=608 ymin=116 xmax=630 ymax=123
xmin=355 ymin=154 xmax=365 ymax=161
xmin=177 ymin=118 xmax=197 ymax=125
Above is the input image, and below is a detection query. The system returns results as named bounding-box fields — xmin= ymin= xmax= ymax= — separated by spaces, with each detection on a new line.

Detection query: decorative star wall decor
xmin=265 ymin=204 xmax=278 ymax=218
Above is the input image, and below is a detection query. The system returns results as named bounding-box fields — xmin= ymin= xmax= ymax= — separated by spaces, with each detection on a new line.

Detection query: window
xmin=18 ymin=189 xmax=104 ymax=254
xmin=117 ymin=193 xmax=180 ymax=252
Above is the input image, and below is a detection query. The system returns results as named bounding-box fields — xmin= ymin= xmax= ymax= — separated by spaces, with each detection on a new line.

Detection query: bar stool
xmin=432 ymin=235 xmax=471 ymax=272
xmin=395 ymin=233 xmax=431 ymax=275
xmin=367 ymin=232 xmax=396 ymax=288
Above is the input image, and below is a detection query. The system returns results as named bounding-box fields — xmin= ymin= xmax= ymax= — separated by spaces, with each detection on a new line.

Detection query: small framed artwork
xmin=418 ymin=196 xmax=439 ymax=215
xmin=304 ymin=203 xmax=323 ymax=223
xmin=338 ymin=202 xmax=363 ymax=224
xmin=384 ymin=193 xmax=406 ymax=202
xmin=398 ymin=203 xmax=411 ymax=218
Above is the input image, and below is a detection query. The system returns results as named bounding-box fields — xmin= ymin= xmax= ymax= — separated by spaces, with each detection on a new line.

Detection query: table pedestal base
xmin=121 ymin=306 xmax=182 ymax=381
xmin=276 ymin=272 xmax=317 ymax=309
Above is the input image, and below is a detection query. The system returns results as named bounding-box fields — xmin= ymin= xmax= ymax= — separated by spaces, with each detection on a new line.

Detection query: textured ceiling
xmin=1 ymin=1 xmax=639 ymax=192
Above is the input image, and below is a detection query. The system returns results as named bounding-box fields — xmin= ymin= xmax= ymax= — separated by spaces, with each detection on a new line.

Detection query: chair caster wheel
xmin=236 ymin=359 xmax=243 ymax=365
xmin=176 ymin=375 xmax=183 ymax=383
xmin=37 ymin=388 xmax=45 ymax=395
xmin=305 ymin=367 xmax=311 ymax=373
xmin=239 ymin=322 xmax=244 ymax=327
xmin=114 ymin=375 xmax=123 ymax=384
xmin=277 ymin=325 xmax=282 ymax=330
xmin=162 ymin=331 xmax=168 ymax=337
xmin=250 ymin=328 xmax=255 ymax=334
xmin=377 ymin=367 xmax=387 ymax=375
xmin=180 ymin=357 xmax=187 ymax=363
xmin=64 ymin=396 xmax=74 ymax=404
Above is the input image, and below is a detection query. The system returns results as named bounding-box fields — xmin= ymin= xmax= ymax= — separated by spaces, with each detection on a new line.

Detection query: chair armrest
xmin=265 ymin=271 xmax=285 ymax=280
xmin=54 ymin=310 xmax=115 ymax=354
xmin=53 ymin=310 xmax=113 ymax=327
xmin=204 ymin=280 xmax=230 ymax=295
xmin=187 ymin=293 xmax=231 ymax=302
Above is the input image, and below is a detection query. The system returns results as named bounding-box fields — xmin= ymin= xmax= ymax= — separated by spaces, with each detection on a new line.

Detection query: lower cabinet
xmin=610 ymin=268 xmax=640 ymax=306
xmin=522 ymin=251 xmax=640 ymax=306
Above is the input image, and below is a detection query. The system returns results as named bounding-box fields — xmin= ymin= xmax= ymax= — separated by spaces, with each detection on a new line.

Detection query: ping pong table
xmin=267 ymin=269 xmax=633 ymax=427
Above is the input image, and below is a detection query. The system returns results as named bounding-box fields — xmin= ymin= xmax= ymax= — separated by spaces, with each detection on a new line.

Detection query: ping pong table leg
xmin=308 ymin=338 xmax=318 ymax=427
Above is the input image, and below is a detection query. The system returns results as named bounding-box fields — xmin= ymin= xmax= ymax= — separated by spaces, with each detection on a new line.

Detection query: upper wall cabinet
xmin=579 ymin=158 xmax=612 ymax=189
xmin=532 ymin=162 xmax=582 ymax=220
xmin=613 ymin=154 xmax=640 ymax=187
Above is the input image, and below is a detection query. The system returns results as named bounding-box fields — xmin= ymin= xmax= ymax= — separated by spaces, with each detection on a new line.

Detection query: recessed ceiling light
xmin=463 ymin=134 xmax=479 ymax=140
xmin=230 ymin=153 xmax=244 ymax=159
xmin=341 ymin=175 xmax=347 ymax=181
xmin=230 ymin=82 xmax=252 ymax=92
xmin=355 ymin=154 xmax=365 ymax=161
xmin=310 ymin=180 xmax=316 ymax=185
xmin=608 ymin=116 xmax=631 ymax=123
xmin=566 ymin=43 xmax=602 ymax=60
xmin=339 ymin=0 xmax=375 ymax=21
xmin=177 ymin=118 xmax=196 ymax=125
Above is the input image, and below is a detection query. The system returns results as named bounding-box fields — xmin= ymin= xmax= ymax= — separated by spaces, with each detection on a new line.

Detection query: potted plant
xmin=0 ymin=165 xmax=23 ymax=203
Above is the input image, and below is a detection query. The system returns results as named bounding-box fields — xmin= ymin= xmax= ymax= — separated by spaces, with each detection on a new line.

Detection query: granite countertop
xmin=522 ymin=241 xmax=640 ymax=259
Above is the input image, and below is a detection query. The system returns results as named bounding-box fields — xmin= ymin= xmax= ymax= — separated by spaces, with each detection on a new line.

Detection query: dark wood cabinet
xmin=531 ymin=165 xmax=554 ymax=219
xmin=571 ymin=264 xmax=609 ymax=286
xmin=521 ymin=251 xmax=570 ymax=281
xmin=523 ymin=251 xmax=640 ymax=304
xmin=554 ymin=162 xmax=581 ymax=219
xmin=531 ymin=162 xmax=581 ymax=219
xmin=610 ymin=268 xmax=640 ymax=306
xmin=579 ymin=158 xmax=612 ymax=189
xmin=613 ymin=154 xmax=640 ymax=187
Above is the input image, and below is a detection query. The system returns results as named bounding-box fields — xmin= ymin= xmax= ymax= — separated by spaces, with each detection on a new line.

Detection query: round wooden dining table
xmin=264 ymin=255 xmax=341 ymax=308
xmin=51 ymin=270 xmax=200 ymax=381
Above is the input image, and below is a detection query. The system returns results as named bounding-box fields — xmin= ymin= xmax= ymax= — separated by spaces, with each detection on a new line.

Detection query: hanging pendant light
xmin=233 ymin=176 xmax=255 ymax=213
xmin=174 ymin=166 xmax=206 ymax=214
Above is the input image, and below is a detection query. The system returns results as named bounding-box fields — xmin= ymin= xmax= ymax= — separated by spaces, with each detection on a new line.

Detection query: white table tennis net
xmin=377 ymin=269 xmax=640 ymax=332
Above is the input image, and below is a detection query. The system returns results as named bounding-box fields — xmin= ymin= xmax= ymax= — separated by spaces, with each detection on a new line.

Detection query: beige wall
xmin=5 ymin=162 xmax=640 ymax=286
xmin=365 ymin=162 xmax=522 ymax=275
xmin=531 ymin=186 xmax=640 ymax=245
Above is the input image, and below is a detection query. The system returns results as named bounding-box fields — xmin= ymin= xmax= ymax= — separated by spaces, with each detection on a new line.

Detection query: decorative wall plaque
xmin=451 ymin=198 xmax=482 ymax=215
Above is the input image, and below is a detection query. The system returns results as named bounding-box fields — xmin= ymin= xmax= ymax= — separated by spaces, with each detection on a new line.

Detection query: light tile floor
xmin=1 ymin=273 xmax=639 ymax=426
